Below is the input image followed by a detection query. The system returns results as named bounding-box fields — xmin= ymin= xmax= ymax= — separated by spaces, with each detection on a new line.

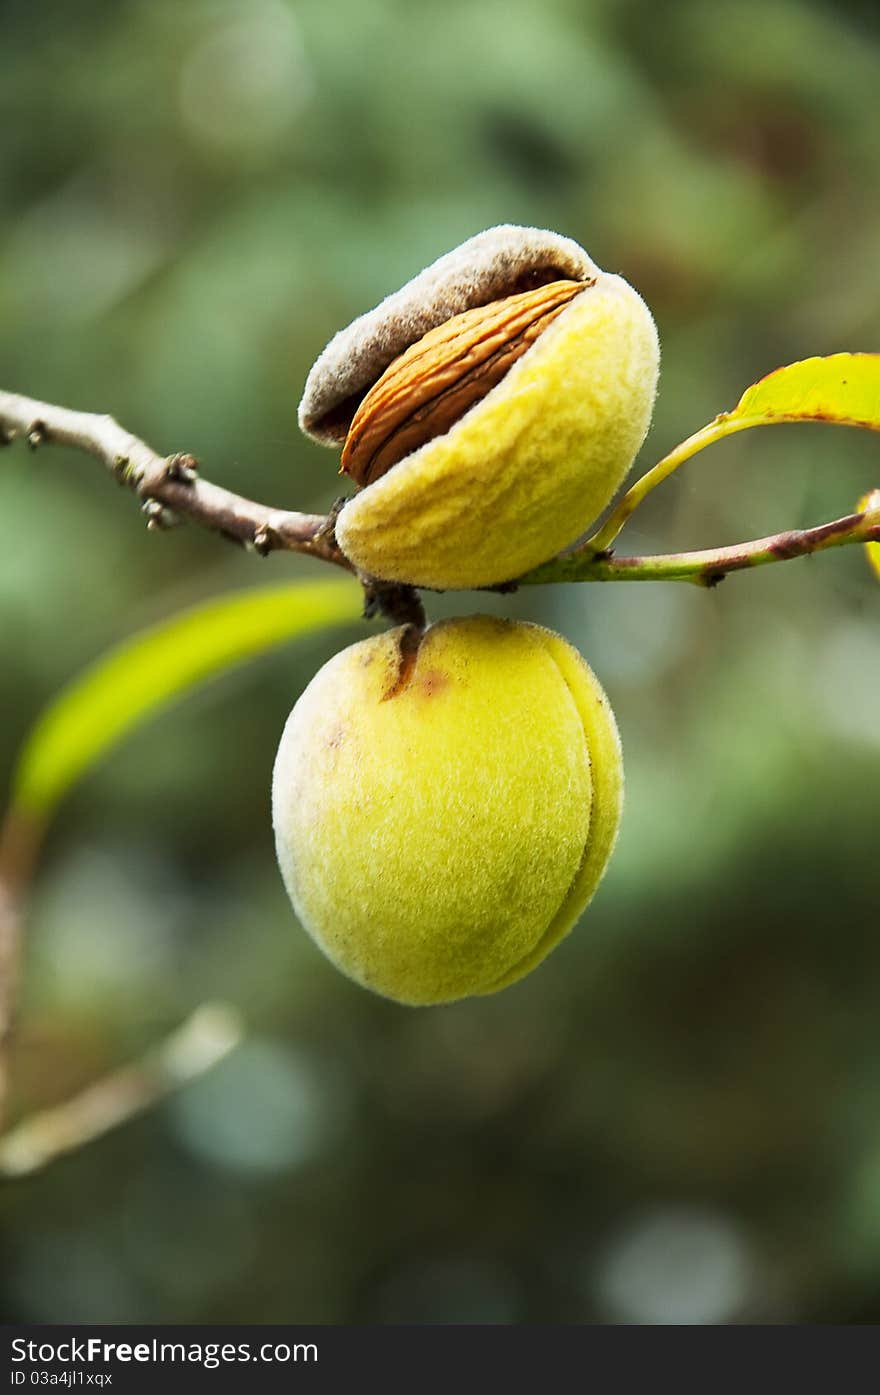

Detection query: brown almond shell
xmin=341 ymin=279 xmax=586 ymax=488
xmin=298 ymin=225 xmax=597 ymax=445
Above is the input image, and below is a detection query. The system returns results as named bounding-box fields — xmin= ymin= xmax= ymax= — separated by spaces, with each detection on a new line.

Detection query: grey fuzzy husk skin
xmin=298 ymin=225 xmax=597 ymax=445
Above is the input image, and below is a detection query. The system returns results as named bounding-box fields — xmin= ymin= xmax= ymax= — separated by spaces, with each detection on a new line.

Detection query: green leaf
xmin=583 ymin=353 xmax=880 ymax=557
xmin=11 ymin=578 xmax=362 ymax=818
xmin=730 ymin=353 xmax=880 ymax=430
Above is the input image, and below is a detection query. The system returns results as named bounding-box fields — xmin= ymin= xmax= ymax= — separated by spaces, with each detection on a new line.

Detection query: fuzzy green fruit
xmin=272 ymin=616 xmax=623 ymax=1005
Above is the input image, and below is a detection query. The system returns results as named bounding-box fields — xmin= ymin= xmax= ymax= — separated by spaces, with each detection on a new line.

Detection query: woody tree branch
xmin=0 ymin=389 xmax=352 ymax=570
xmin=1 ymin=388 xmax=878 ymax=592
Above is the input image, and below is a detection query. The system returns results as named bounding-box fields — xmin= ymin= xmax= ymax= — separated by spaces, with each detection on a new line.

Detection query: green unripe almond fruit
xmin=272 ymin=616 xmax=623 ymax=1005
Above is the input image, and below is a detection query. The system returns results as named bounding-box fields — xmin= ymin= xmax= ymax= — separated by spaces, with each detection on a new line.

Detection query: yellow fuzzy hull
xmin=272 ymin=616 xmax=623 ymax=1004
xmin=335 ymin=275 xmax=659 ymax=589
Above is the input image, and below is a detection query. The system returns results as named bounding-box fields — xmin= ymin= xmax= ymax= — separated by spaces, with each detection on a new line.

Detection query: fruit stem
xmin=583 ymin=415 xmax=749 ymax=556
xmin=360 ymin=577 xmax=427 ymax=630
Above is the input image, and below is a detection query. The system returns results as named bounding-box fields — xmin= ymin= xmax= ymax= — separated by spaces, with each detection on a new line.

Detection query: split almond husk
xmin=298 ymin=225 xmax=660 ymax=590
xmin=341 ymin=279 xmax=587 ymax=488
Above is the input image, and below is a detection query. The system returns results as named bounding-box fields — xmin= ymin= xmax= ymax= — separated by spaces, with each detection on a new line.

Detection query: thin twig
xmin=0 ymin=389 xmax=353 ymax=571
xmin=518 ymin=504 xmax=880 ymax=587
xmin=584 ymin=415 xmax=752 ymax=555
xmin=0 ymin=1002 xmax=243 ymax=1177
xmin=0 ymin=811 xmax=43 ymax=1123
xmin=0 ymin=807 xmax=244 ymax=1150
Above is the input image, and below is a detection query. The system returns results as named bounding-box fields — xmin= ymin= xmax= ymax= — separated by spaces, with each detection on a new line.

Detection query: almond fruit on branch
xmin=298 ymin=225 xmax=660 ymax=591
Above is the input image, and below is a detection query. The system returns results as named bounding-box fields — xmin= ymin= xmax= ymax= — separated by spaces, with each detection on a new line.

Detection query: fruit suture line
xmin=0 ymin=390 xmax=876 ymax=611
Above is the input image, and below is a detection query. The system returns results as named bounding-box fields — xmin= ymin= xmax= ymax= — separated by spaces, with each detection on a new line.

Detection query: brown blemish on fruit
xmin=418 ymin=668 xmax=449 ymax=698
xmin=381 ymin=624 xmax=424 ymax=702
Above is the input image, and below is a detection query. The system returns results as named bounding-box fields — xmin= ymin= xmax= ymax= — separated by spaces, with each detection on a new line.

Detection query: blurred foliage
xmin=1 ymin=0 xmax=879 ymax=1325
xmin=12 ymin=578 xmax=359 ymax=817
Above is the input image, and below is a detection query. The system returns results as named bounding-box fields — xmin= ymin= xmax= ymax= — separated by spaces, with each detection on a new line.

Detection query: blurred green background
xmin=1 ymin=0 xmax=879 ymax=1325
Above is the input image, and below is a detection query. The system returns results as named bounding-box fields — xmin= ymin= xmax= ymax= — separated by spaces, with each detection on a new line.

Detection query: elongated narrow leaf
xmin=729 ymin=353 xmax=880 ymax=430
xmin=12 ymin=578 xmax=361 ymax=818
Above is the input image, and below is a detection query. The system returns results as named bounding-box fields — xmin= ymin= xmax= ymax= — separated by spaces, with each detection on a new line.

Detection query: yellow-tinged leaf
xmin=11 ymin=578 xmax=361 ymax=818
xmin=730 ymin=353 xmax=880 ymax=430
xmin=584 ymin=353 xmax=880 ymax=557
xmin=859 ymin=489 xmax=880 ymax=582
